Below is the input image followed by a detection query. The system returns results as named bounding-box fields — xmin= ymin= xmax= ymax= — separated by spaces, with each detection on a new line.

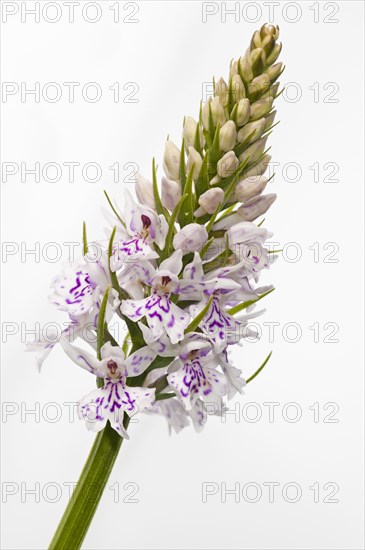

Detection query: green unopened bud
xmin=250 ymin=48 xmax=266 ymax=77
xmin=265 ymin=62 xmax=283 ymax=84
xmin=239 ymin=135 xmax=268 ymax=165
xmin=261 ymin=34 xmax=276 ymax=57
xmin=248 ymin=74 xmax=271 ymax=100
xmin=259 ymin=24 xmax=280 ymax=41
xmin=250 ymin=29 xmax=262 ymax=50
xmin=249 ymin=97 xmax=274 ymax=121
xmin=264 ymin=110 xmax=276 ymax=132
xmin=237 ymin=193 xmax=276 ymax=221
xmin=236 ymin=98 xmax=251 ymax=126
xmin=266 ymin=42 xmax=282 ymax=66
xmin=161 ymin=176 xmax=182 ymax=211
xmin=242 ymin=154 xmax=271 ymax=179
xmin=187 ymin=146 xmax=203 ymax=179
xmin=261 ymin=82 xmax=279 ymax=100
xmin=231 ymin=74 xmax=245 ymax=102
xmin=202 ymin=96 xmax=226 ymax=131
xmin=232 ymin=175 xmax=268 ymax=202
xmin=219 ymin=120 xmax=237 ymax=152
xmin=217 ymin=151 xmax=239 ymax=178
xmin=215 ymin=77 xmax=229 ymax=107
xmin=183 ymin=116 xmax=204 ymax=149
xmin=239 ymin=55 xmax=253 ymax=83
xmin=237 ymin=118 xmax=266 ymax=145
xmin=163 ymin=140 xmax=180 ymax=181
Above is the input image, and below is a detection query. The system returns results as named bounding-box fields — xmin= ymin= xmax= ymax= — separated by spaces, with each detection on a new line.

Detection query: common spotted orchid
xmin=28 ymin=24 xmax=284 ymax=549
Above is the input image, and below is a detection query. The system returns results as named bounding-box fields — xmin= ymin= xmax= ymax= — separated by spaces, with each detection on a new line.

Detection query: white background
xmin=1 ymin=1 xmax=364 ymax=549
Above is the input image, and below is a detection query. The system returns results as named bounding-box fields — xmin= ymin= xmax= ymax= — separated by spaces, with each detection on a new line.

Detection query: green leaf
xmin=209 ymin=123 xmax=221 ymax=167
xmin=152 ymin=158 xmax=169 ymax=219
xmin=194 ymin=122 xmax=202 ymax=155
xmin=208 ymin=101 xmax=215 ymax=141
xmin=149 ymin=374 xmax=169 ymax=394
xmin=127 ymin=355 xmax=173 ymax=387
xmin=195 ymin=150 xmax=210 ymax=196
xmin=104 ymin=190 xmax=125 ymax=227
xmin=234 ymin=129 xmax=260 ymax=157
xmin=104 ymin=325 xmax=119 ymax=347
xmin=82 ymin=222 xmax=88 ymax=256
xmin=179 ymin=164 xmax=195 ymax=226
xmin=179 ymin=138 xmax=186 ymax=188
xmin=246 ymin=351 xmax=272 ymax=384
xmin=185 ymin=295 xmax=213 ymax=333
xmin=200 ymin=236 xmax=214 ymax=259
xmin=205 ymin=200 xmax=223 ymax=234
xmin=227 ymin=288 xmax=275 ymax=316
xmin=107 ymin=227 xmax=128 ymax=300
xmin=161 ymin=193 xmax=188 ymax=260
xmin=97 ymin=286 xmax=110 ymax=360
xmin=155 ymin=392 xmax=176 ymax=401
xmin=215 ymin=203 xmax=238 ymax=224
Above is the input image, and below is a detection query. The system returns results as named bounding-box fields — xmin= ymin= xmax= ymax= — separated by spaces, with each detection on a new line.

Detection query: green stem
xmin=49 ymin=416 xmax=130 ymax=550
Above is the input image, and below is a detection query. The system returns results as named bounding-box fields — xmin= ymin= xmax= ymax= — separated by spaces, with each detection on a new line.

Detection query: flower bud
xmin=187 ymin=146 xmax=203 ymax=179
xmin=237 ymin=193 xmax=276 ymax=221
xmin=265 ymin=62 xmax=283 ymax=84
xmin=202 ymin=96 xmax=226 ymax=131
xmin=261 ymin=82 xmax=279 ymax=100
xmin=239 ymin=55 xmax=253 ymax=83
xmin=236 ymin=98 xmax=251 ymax=126
xmin=183 ymin=116 xmax=205 ymax=149
xmin=250 ymin=30 xmax=262 ymax=49
xmin=260 ymin=24 xmax=280 ymax=41
xmin=215 ymin=77 xmax=229 ymax=107
xmin=266 ymin=42 xmax=282 ymax=66
xmin=161 ymin=176 xmax=182 ymax=211
xmin=197 ymin=187 xmax=224 ymax=215
xmin=248 ymin=74 xmax=271 ymax=100
xmin=237 ymin=118 xmax=266 ymax=145
xmin=219 ymin=120 xmax=237 ymax=152
xmin=163 ymin=140 xmax=180 ymax=181
xmin=231 ymin=74 xmax=245 ymax=102
xmin=239 ymin=136 xmax=268 ymax=165
xmin=264 ymin=110 xmax=276 ymax=131
xmin=217 ymin=151 xmax=239 ymax=178
xmin=261 ymin=34 xmax=275 ymax=57
xmin=232 ymin=175 xmax=268 ymax=202
xmin=173 ymin=223 xmax=208 ymax=253
xmin=209 ymin=174 xmax=221 ymax=186
xmin=250 ymin=48 xmax=266 ymax=77
xmin=135 ymin=173 xmax=156 ymax=209
xmin=249 ymin=97 xmax=274 ymax=121
xmin=242 ymin=154 xmax=271 ymax=179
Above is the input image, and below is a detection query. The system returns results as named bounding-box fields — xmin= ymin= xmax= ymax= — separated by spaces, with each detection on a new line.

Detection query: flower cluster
xmin=29 ymin=24 xmax=283 ymax=437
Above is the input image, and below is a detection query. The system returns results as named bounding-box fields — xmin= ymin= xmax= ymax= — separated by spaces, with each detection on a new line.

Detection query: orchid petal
xmin=125 ymin=347 xmax=157 ymax=377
